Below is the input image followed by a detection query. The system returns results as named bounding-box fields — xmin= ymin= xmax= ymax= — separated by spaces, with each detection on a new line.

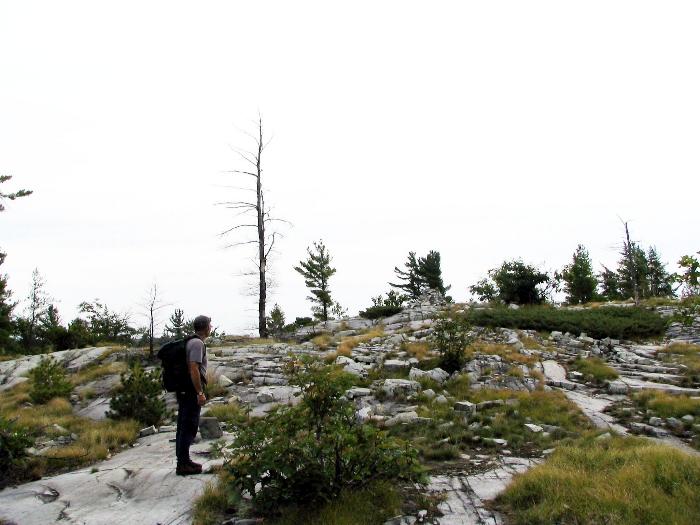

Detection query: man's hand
xmin=197 ymin=392 xmax=207 ymax=407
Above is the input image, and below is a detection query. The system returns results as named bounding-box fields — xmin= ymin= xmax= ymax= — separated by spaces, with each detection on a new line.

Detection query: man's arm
xmin=188 ymin=362 xmax=206 ymax=406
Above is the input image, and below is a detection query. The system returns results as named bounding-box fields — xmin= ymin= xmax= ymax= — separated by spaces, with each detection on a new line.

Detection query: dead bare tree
xmin=142 ymin=283 xmax=170 ymax=359
xmin=218 ymin=115 xmax=289 ymax=337
xmin=620 ymin=218 xmax=640 ymax=306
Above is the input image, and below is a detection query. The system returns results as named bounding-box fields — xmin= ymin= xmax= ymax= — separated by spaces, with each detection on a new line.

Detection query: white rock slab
xmin=429 ymin=457 xmax=539 ymax=525
xmin=0 ymin=432 xmax=226 ymax=525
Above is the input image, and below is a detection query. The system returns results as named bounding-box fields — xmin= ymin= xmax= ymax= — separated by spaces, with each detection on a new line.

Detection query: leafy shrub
xmin=225 ymin=359 xmax=424 ymax=515
xmin=431 ymin=317 xmax=473 ymax=374
xmin=28 ymin=356 xmax=73 ymax=404
xmin=463 ymin=306 xmax=666 ymax=340
xmin=107 ymin=362 xmax=166 ymax=426
xmin=0 ymin=415 xmax=33 ymax=473
xmin=470 ymin=260 xmax=554 ymax=305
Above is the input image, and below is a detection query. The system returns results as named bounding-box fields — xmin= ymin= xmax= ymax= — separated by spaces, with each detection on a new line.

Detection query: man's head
xmin=193 ymin=315 xmax=212 ymax=337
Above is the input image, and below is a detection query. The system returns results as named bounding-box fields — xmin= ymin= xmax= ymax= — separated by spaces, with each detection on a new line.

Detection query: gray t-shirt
xmin=185 ymin=337 xmax=207 ymax=387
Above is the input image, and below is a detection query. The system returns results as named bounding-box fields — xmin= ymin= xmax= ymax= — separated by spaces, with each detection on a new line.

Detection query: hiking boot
xmin=176 ymin=462 xmax=202 ymax=476
xmin=187 ymin=459 xmax=202 ymax=470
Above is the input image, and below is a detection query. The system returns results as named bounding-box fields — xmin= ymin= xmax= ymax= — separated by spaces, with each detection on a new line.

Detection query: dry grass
xmin=0 ymin=382 xmax=138 ymax=477
xmin=519 ymin=334 xmax=542 ymax=350
xmin=335 ymin=327 xmax=385 ymax=357
xmin=657 ymin=343 xmax=700 ymax=386
xmin=192 ymin=470 xmax=247 ymax=525
xmin=71 ymin=362 xmax=127 ymax=386
xmin=633 ymin=389 xmax=700 ymax=419
xmin=204 ymin=401 xmax=249 ymax=426
xmin=569 ymin=357 xmax=619 ymax=385
xmin=311 ymin=334 xmax=334 ymax=350
xmin=402 ymin=342 xmax=432 ymax=360
xmin=205 ymin=370 xmax=230 ymax=398
xmin=471 ymin=342 xmax=537 ymax=366
xmin=497 ymin=436 xmax=700 ymax=525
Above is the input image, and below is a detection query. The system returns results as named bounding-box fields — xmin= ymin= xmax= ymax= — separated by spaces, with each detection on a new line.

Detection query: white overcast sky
xmin=1 ymin=1 xmax=698 ymax=334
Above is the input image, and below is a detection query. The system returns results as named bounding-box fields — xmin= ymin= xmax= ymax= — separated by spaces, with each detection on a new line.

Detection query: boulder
xmin=356 ymin=406 xmax=373 ymax=423
xmin=524 ymin=423 xmax=543 ymax=433
xmin=218 ymin=375 xmax=233 ymax=387
xmin=409 ymin=367 xmax=449 ymax=384
xmin=345 ymin=387 xmax=372 ymax=400
xmin=454 ymin=401 xmax=476 ymax=415
xmin=607 ymin=381 xmax=628 ymax=394
xmin=198 ymin=417 xmax=223 ymax=439
xmin=336 ymin=356 xmax=367 ymax=377
xmin=384 ymin=359 xmax=410 ymax=372
xmin=139 ymin=426 xmax=157 ymax=438
xmin=380 ymin=379 xmax=421 ymax=398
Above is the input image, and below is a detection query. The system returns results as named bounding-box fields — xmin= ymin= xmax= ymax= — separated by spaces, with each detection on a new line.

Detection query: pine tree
xmin=266 ymin=304 xmax=286 ymax=337
xmin=0 ymin=175 xmax=32 ymax=211
xmin=646 ymin=247 xmax=674 ymax=297
xmin=20 ymin=269 xmax=50 ymax=352
xmin=0 ymin=252 xmax=17 ymax=354
xmin=417 ymin=251 xmax=450 ymax=296
xmin=164 ymin=309 xmax=188 ymax=340
xmin=391 ymin=250 xmax=450 ymax=300
xmin=561 ymin=245 xmax=598 ymax=304
xmin=676 ymin=252 xmax=700 ymax=298
xmin=599 ymin=265 xmax=622 ymax=300
xmin=617 ymin=243 xmax=649 ymax=300
xmin=294 ymin=240 xmax=337 ymax=322
xmin=390 ymin=252 xmax=422 ymax=300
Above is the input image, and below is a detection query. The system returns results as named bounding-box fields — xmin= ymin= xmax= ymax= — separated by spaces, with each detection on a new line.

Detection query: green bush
xmin=0 ymin=415 xmax=33 ymax=475
xmin=470 ymin=260 xmax=553 ymax=305
xmin=225 ymin=360 xmax=424 ymax=515
xmin=360 ymin=291 xmax=405 ymax=320
xmin=431 ymin=317 xmax=473 ymax=373
xmin=28 ymin=356 xmax=73 ymax=404
xmin=463 ymin=306 xmax=666 ymax=340
xmin=107 ymin=362 xmax=166 ymax=426
xmin=359 ymin=304 xmax=403 ymax=320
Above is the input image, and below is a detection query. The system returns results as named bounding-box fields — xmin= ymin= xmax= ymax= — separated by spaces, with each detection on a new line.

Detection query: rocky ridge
xmin=1 ymin=299 xmax=699 ymax=524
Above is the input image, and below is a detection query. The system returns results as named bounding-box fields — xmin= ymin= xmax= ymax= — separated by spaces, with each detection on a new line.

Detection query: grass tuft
xmin=569 ymin=357 xmax=619 ymax=385
xmin=497 ymin=436 xmax=700 ymax=525
xmin=633 ymin=389 xmax=700 ymax=419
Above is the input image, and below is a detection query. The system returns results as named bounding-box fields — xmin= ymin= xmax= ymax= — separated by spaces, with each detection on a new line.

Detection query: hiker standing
xmin=175 ymin=315 xmax=211 ymax=476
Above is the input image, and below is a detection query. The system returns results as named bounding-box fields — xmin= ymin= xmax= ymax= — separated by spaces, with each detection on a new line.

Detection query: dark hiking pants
xmin=176 ymin=392 xmax=201 ymax=464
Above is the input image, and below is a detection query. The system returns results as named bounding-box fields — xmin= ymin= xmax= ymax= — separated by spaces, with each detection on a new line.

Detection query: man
xmin=175 ymin=315 xmax=211 ymax=476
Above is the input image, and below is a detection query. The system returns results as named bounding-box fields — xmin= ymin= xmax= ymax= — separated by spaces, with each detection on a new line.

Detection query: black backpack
xmin=157 ymin=335 xmax=200 ymax=393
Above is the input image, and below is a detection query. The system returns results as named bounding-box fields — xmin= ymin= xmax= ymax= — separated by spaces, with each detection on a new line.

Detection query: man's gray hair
xmin=193 ymin=315 xmax=211 ymax=333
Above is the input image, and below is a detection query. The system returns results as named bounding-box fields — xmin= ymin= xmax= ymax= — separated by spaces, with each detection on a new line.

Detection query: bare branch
xmin=219 ymin=224 xmax=258 ymax=236
xmin=224 ymin=240 xmax=260 ymax=249
xmin=224 ymin=169 xmax=258 ymax=178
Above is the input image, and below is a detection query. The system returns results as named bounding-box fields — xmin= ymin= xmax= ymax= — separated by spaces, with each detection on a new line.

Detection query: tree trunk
xmin=624 ymin=221 xmax=640 ymax=306
xmin=256 ymin=119 xmax=269 ymax=338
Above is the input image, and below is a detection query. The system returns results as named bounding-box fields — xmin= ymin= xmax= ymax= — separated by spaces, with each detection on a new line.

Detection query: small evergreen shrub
xmin=28 ymin=356 xmax=73 ymax=404
xmin=225 ymin=359 xmax=424 ymax=515
xmin=107 ymin=362 xmax=166 ymax=426
xmin=359 ymin=292 xmax=404 ymax=320
xmin=463 ymin=306 xmax=666 ymax=340
xmin=431 ymin=317 xmax=473 ymax=374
